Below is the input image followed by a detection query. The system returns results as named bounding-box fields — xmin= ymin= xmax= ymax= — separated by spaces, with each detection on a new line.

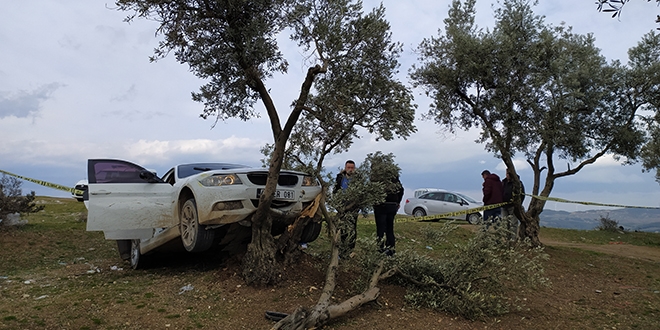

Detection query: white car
xmin=84 ymin=159 xmax=323 ymax=268
xmin=72 ymin=179 xmax=88 ymax=203
xmin=404 ymin=189 xmax=483 ymax=224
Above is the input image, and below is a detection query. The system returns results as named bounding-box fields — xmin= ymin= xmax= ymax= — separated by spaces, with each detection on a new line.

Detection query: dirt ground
xmin=2 ymin=221 xmax=660 ymax=329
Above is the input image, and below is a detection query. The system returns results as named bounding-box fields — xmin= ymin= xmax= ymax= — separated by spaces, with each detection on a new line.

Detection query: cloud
xmin=0 ymin=83 xmax=63 ymax=119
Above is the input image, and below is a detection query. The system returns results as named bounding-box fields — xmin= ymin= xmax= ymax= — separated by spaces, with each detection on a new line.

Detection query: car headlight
xmin=301 ymin=175 xmax=318 ymax=186
xmin=199 ymin=174 xmax=242 ymax=186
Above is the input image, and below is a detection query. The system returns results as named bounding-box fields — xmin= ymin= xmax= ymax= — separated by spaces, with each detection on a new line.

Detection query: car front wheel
xmin=413 ymin=208 xmax=427 ymax=217
xmin=180 ymin=198 xmax=215 ymax=252
xmin=467 ymin=213 xmax=481 ymax=224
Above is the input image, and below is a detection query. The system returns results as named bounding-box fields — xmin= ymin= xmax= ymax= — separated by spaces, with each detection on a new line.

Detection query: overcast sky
xmin=1 ymin=0 xmax=659 ymax=213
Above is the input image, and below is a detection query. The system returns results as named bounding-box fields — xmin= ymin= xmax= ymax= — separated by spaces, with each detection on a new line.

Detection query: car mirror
xmin=139 ymin=170 xmax=164 ymax=183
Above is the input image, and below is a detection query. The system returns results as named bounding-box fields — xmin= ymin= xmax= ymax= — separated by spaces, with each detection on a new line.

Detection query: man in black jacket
xmin=373 ymin=175 xmax=404 ymax=256
xmin=502 ymin=169 xmax=525 ymax=239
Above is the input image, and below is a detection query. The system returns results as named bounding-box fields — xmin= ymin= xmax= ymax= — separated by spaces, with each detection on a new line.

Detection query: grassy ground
xmin=1 ymin=197 xmax=659 ymax=329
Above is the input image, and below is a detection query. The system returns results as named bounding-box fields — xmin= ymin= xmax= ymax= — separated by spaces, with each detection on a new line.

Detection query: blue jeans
xmin=483 ymin=207 xmax=501 ymax=225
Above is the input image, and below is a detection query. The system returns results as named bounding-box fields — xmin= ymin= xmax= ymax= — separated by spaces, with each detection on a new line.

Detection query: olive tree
xmin=114 ymin=0 xmax=415 ymax=284
xmin=410 ymin=0 xmax=658 ymax=246
xmin=596 ymin=0 xmax=660 ymax=29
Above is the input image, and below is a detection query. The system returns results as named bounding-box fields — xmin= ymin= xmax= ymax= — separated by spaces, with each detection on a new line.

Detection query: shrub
xmin=595 ymin=214 xmax=620 ymax=232
xmin=0 ymin=174 xmax=45 ymax=223
xmin=354 ymin=221 xmax=550 ymax=320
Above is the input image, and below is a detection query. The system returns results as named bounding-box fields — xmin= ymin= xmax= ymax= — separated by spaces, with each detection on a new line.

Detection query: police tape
xmin=375 ymin=193 xmax=660 ymax=225
xmin=0 ymin=169 xmax=85 ymax=196
xmin=523 ymin=193 xmax=660 ymax=209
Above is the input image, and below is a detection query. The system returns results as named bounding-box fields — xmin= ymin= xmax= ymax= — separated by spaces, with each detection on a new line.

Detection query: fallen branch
xmin=271 ymin=231 xmax=391 ymax=330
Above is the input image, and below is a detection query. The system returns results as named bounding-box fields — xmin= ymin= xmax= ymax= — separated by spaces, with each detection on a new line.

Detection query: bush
xmin=595 ymin=214 xmax=620 ymax=232
xmin=354 ymin=221 xmax=550 ymax=320
xmin=0 ymin=175 xmax=45 ymax=223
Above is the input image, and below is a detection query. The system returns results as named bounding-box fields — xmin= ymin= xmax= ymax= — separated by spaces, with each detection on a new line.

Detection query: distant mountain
xmin=539 ymin=208 xmax=660 ymax=232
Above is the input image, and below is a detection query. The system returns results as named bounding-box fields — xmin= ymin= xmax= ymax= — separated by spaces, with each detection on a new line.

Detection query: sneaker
xmin=300 ymin=243 xmax=308 ymax=249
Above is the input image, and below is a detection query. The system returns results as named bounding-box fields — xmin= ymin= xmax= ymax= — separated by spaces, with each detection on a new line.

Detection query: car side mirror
xmin=140 ymin=170 xmax=164 ymax=183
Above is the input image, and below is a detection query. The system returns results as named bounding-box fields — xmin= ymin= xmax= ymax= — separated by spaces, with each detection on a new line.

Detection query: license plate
xmin=256 ymin=189 xmax=295 ymax=200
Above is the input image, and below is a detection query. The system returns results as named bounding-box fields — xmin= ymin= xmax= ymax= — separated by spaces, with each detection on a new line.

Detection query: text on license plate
xmin=256 ymin=189 xmax=295 ymax=200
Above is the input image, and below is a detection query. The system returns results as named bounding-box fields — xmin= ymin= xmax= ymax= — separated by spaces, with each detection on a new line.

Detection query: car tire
xmin=130 ymin=239 xmax=149 ymax=269
xmin=467 ymin=213 xmax=481 ymax=224
xmin=180 ymin=198 xmax=215 ymax=252
xmin=299 ymin=221 xmax=322 ymax=243
xmin=413 ymin=208 xmax=427 ymax=217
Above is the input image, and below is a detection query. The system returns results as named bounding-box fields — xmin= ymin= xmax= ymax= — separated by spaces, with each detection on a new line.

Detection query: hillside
xmin=540 ymin=208 xmax=660 ymax=232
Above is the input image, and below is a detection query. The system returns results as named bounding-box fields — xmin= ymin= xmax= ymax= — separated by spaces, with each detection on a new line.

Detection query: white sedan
xmin=404 ymin=189 xmax=483 ymax=224
xmin=84 ymin=159 xmax=322 ymax=268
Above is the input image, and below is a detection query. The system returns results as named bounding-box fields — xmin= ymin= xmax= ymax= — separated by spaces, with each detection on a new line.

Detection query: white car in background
xmin=404 ymin=189 xmax=483 ymax=224
xmin=84 ymin=159 xmax=323 ymax=269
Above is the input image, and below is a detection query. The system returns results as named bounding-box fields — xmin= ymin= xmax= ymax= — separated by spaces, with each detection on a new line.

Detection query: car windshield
xmin=456 ymin=192 xmax=478 ymax=203
xmin=178 ymin=163 xmax=248 ymax=179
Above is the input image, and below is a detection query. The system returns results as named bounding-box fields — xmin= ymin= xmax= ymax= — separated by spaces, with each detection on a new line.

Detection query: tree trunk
xmin=243 ymin=213 xmax=282 ymax=285
xmin=518 ymin=210 xmax=541 ymax=246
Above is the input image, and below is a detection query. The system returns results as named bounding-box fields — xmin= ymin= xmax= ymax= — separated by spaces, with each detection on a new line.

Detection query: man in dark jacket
xmin=334 ymin=160 xmax=358 ymax=258
xmin=502 ymin=169 xmax=525 ymax=239
xmin=481 ymin=170 xmax=504 ymax=224
xmin=373 ymin=175 xmax=404 ymax=256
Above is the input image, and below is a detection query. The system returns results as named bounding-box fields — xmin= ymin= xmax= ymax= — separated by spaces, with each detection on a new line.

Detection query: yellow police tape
xmin=384 ymin=193 xmax=660 ymax=224
xmin=0 ymin=169 xmax=85 ymax=196
xmin=523 ymin=193 xmax=660 ymax=209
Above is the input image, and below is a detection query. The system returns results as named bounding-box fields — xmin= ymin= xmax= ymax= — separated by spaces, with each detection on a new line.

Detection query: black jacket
xmin=377 ymin=177 xmax=404 ymax=205
xmin=502 ymin=176 xmax=525 ymax=203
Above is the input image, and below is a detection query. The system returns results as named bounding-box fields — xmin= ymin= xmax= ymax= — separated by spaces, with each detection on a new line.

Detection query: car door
xmin=423 ymin=192 xmax=446 ymax=214
xmin=86 ymin=159 xmax=175 ymax=239
xmin=443 ymin=193 xmax=465 ymax=219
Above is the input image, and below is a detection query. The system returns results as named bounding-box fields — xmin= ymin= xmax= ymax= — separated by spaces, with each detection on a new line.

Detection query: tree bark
xmin=243 ymin=213 xmax=282 ymax=285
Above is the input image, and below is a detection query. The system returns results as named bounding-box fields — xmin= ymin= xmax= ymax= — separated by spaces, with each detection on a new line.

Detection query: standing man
xmin=502 ymin=169 xmax=525 ymax=239
xmin=334 ymin=160 xmax=358 ymax=258
xmin=481 ymin=170 xmax=504 ymax=224
xmin=373 ymin=170 xmax=404 ymax=257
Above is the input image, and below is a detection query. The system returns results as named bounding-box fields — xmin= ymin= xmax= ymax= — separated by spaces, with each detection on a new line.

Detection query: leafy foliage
xmin=353 ymin=221 xmax=549 ymax=320
xmin=596 ymin=0 xmax=660 ymax=29
xmin=0 ymin=175 xmax=44 ymax=222
xmin=595 ymin=214 xmax=621 ymax=232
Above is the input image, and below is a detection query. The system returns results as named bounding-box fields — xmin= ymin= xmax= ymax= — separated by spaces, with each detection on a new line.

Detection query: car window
xmin=162 ymin=168 xmax=175 ymax=185
xmin=88 ymin=159 xmax=149 ymax=184
xmin=445 ymin=193 xmax=456 ymax=203
xmin=431 ymin=193 xmax=445 ymax=201
xmin=456 ymin=193 xmax=478 ymax=203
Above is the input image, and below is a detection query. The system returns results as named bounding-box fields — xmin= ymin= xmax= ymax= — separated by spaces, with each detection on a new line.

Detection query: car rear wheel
xmin=413 ymin=208 xmax=427 ymax=217
xmin=467 ymin=213 xmax=481 ymax=224
xmin=180 ymin=198 xmax=215 ymax=252
xmin=130 ymin=239 xmax=149 ymax=269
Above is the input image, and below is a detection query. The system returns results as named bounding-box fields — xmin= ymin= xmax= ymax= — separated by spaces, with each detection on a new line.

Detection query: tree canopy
xmin=411 ymin=0 xmax=660 ymax=245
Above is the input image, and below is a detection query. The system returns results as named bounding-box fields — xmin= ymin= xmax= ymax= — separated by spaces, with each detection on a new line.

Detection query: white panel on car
xmin=86 ymin=183 xmax=175 ymax=233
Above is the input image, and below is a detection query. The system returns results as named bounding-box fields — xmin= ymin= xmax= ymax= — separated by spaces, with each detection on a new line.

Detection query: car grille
xmin=251 ymin=199 xmax=295 ymax=208
xmin=247 ymin=173 xmax=298 ymax=186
